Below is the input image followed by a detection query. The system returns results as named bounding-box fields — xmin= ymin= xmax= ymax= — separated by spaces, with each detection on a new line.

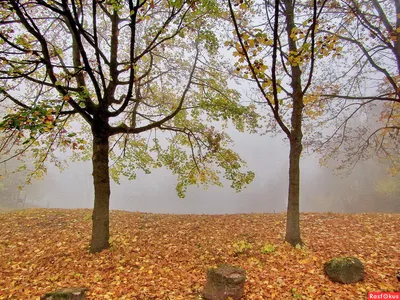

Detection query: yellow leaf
xmin=248 ymin=39 xmax=255 ymax=48
xmin=299 ymin=258 xmax=310 ymax=264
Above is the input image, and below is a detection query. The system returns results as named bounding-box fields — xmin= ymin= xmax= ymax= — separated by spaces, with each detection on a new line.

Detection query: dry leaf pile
xmin=0 ymin=209 xmax=398 ymax=299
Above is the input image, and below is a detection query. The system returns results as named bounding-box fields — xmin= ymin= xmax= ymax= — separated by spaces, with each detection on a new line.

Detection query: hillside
xmin=0 ymin=209 xmax=398 ymax=299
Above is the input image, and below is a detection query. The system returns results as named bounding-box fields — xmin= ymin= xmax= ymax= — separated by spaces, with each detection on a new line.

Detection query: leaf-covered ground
xmin=0 ymin=209 xmax=398 ymax=299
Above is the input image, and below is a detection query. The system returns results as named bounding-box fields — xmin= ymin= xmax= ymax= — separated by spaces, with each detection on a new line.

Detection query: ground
xmin=0 ymin=209 xmax=398 ymax=299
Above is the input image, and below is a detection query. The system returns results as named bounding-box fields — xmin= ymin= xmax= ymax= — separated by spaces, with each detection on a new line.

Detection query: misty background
xmin=9 ymin=126 xmax=397 ymax=214
xmin=1 ymin=79 xmax=398 ymax=214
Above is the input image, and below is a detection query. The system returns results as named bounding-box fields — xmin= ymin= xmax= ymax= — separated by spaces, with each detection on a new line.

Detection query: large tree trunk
xmin=284 ymin=0 xmax=304 ymax=247
xmin=285 ymin=78 xmax=304 ymax=247
xmin=90 ymin=131 xmax=111 ymax=253
xmin=285 ymin=135 xmax=303 ymax=246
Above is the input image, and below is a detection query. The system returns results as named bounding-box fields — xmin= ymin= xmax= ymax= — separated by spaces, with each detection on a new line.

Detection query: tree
xmin=0 ymin=0 xmax=257 ymax=252
xmin=0 ymin=159 xmax=26 ymax=208
xmin=227 ymin=0 xmax=335 ymax=246
xmin=314 ymin=0 xmax=400 ymax=173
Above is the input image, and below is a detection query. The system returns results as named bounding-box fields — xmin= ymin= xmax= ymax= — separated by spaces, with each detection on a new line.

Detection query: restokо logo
xmin=368 ymin=292 xmax=400 ymax=299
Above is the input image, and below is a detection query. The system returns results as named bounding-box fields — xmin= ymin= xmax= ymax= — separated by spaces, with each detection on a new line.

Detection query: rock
xmin=203 ymin=264 xmax=246 ymax=300
xmin=41 ymin=287 xmax=88 ymax=300
xmin=324 ymin=256 xmax=364 ymax=284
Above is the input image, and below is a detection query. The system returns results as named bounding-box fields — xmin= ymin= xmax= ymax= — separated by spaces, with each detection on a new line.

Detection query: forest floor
xmin=0 ymin=209 xmax=398 ymax=299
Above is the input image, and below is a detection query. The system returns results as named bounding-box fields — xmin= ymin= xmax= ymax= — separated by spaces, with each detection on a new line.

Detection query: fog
xmin=19 ymin=128 xmax=399 ymax=214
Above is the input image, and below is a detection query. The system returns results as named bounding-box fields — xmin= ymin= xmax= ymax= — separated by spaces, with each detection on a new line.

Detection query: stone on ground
xmin=203 ymin=264 xmax=246 ymax=300
xmin=41 ymin=287 xmax=88 ymax=300
xmin=324 ymin=256 xmax=364 ymax=284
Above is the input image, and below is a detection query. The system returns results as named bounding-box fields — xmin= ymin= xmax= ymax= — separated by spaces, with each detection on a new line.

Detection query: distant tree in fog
xmin=315 ymin=0 xmax=400 ymax=175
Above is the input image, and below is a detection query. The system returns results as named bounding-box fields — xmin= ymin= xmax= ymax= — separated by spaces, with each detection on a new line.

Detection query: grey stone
xmin=41 ymin=287 xmax=88 ymax=300
xmin=203 ymin=264 xmax=246 ymax=300
xmin=324 ymin=256 xmax=364 ymax=284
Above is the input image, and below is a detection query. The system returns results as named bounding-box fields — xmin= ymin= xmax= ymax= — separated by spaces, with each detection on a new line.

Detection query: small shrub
xmin=260 ymin=244 xmax=275 ymax=254
xmin=294 ymin=244 xmax=310 ymax=256
xmin=83 ymin=213 xmax=91 ymax=221
xmin=232 ymin=240 xmax=252 ymax=255
xmin=291 ymin=288 xmax=302 ymax=299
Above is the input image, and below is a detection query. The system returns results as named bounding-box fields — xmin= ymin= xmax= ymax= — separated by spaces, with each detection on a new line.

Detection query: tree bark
xmin=284 ymin=0 xmax=304 ymax=247
xmin=285 ymin=85 xmax=304 ymax=246
xmin=285 ymin=134 xmax=303 ymax=246
xmin=90 ymin=131 xmax=111 ymax=253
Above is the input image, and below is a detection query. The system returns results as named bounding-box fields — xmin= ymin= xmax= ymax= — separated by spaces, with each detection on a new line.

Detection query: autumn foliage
xmin=0 ymin=209 xmax=398 ymax=299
